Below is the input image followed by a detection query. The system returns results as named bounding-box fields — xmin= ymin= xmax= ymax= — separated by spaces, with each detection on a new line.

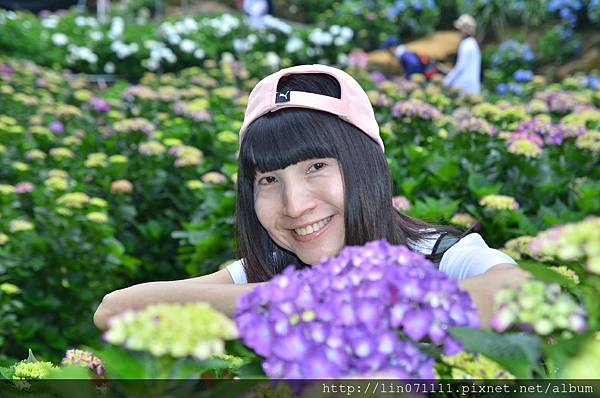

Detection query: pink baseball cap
xmin=239 ymin=64 xmax=384 ymax=151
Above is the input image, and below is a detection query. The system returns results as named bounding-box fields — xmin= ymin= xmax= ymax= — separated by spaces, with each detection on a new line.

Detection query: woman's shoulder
xmin=439 ymin=233 xmax=515 ymax=279
xmin=226 ymin=259 xmax=248 ymax=284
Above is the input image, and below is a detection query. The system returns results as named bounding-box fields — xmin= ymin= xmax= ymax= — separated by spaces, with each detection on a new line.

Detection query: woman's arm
xmin=458 ymin=263 xmax=530 ymax=328
xmin=93 ymin=268 xmax=259 ymax=331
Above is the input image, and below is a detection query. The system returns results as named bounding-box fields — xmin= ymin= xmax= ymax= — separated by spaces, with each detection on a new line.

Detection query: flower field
xmin=0 ymin=1 xmax=600 ymax=391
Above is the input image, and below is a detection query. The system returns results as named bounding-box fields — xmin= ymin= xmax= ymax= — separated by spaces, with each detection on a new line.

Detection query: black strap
xmin=431 ymin=232 xmax=461 ymax=265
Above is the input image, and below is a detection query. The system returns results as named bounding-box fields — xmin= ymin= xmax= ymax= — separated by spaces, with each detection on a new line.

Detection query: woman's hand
xmin=459 ymin=263 xmax=531 ymax=328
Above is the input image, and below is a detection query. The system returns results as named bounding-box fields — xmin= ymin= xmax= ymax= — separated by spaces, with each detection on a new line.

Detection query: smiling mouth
xmin=293 ymin=216 xmax=333 ymax=237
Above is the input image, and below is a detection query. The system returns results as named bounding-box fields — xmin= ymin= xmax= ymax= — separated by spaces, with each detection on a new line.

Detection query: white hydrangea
xmin=66 ymin=44 xmax=98 ymax=64
xmin=193 ymin=48 xmax=205 ymax=59
xmin=51 ymin=33 xmax=69 ymax=46
xmin=340 ymin=26 xmax=353 ymax=40
xmin=166 ymin=33 xmax=182 ymax=45
xmin=111 ymin=41 xmax=139 ymax=59
xmin=265 ymin=52 xmax=280 ymax=68
xmin=41 ymin=15 xmax=59 ymax=29
xmin=206 ymin=13 xmax=240 ymax=37
xmin=179 ymin=39 xmax=196 ymax=53
xmin=285 ymin=36 xmax=304 ymax=53
xmin=89 ymin=30 xmax=103 ymax=41
xmin=309 ymin=28 xmax=333 ymax=46
xmin=108 ymin=16 xmax=124 ymax=40
xmin=104 ymin=62 xmax=116 ymax=74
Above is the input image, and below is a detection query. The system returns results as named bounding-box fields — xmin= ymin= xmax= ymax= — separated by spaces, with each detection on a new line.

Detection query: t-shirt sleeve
xmin=439 ymin=233 xmax=516 ymax=280
xmin=226 ymin=259 xmax=248 ymax=284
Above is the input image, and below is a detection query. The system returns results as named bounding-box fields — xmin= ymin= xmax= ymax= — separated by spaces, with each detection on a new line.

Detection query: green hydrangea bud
xmin=442 ymin=351 xmax=514 ymax=379
xmin=13 ymin=361 xmax=56 ymax=379
xmin=491 ymin=281 xmax=586 ymax=336
xmin=104 ymin=302 xmax=238 ymax=360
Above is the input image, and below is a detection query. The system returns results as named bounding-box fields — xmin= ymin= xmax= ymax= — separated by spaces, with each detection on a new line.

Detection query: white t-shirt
xmin=443 ymin=37 xmax=481 ymax=94
xmin=226 ymin=233 xmax=515 ymax=284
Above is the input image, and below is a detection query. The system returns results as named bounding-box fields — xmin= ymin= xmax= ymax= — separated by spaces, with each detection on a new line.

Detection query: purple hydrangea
xmin=391 ymin=99 xmax=442 ymax=120
xmin=88 ymin=96 xmax=111 ymax=113
xmin=48 ymin=120 xmax=64 ymax=134
xmin=235 ymin=240 xmax=479 ymax=378
xmin=536 ymin=91 xmax=578 ymax=113
xmin=510 ymin=117 xmax=585 ymax=146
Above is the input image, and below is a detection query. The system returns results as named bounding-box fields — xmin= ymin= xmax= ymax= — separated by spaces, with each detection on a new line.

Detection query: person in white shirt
xmin=94 ymin=65 xmax=528 ymax=332
xmin=444 ymin=14 xmax=481 ymax=94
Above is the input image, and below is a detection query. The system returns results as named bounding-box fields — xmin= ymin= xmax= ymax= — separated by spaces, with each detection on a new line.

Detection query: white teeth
xmin=295 ymin=216 xmax=331 ymax=236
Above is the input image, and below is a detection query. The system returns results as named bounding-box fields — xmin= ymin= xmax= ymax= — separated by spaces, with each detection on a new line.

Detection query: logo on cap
xmin=275 ymin=91 xmax=291 ymax=103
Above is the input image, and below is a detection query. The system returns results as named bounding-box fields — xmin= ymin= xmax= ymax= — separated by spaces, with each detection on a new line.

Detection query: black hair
xmin=236 ymin=73 xmax=462 ymax=282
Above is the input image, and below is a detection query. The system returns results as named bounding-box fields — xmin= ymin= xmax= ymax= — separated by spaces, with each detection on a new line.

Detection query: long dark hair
xmin=236 ymin=73 xmax=462 ymax=282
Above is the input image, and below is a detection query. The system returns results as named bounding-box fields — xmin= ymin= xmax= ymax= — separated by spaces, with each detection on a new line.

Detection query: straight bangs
xmin=239 ymin=108 xmax=341 ymax=181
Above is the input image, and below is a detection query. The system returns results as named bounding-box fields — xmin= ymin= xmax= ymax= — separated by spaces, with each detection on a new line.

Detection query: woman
xmin=443 ymin=14 xmax=481 ymax=94
xmin=94 ymin=65 xmax=528 ymax=331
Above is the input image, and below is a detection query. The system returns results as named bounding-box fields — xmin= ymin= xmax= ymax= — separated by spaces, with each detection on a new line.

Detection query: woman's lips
xmin=291 ymin=215 xmax=333 ymax=242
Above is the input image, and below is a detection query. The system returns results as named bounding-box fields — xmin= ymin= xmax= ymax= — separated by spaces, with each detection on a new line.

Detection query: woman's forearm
xmin=93 ymin=281 xmax=259 ymax=331
xmin=458 ymin=264 xmax=530 ymax=328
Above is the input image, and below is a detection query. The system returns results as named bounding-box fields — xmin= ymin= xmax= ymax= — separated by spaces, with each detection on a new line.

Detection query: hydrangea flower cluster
xmin=392 ymin=195 xmax=410 ymax=211
xmin=491 ymin=281 xmax=586 ymax=336
xmin=122 ymin=85 xmax=159 ymax=101
xmin=169 ymin=145 xmax=204 ymax=167
xmin=61 ymin=349 xmax=105 ymax=377
xmin=479 ymin=194 xmax=519 ymax=211
xmin=456 ymin=117 xmax=497 ymax=136
xmin=113 ymin=118 xmax=155 ymax=135
xmin=173 ymin=100 xmax=213 ymax=122
xmin=235 ymin=240 xmax=478 ymax=378
xmin=110 ymin=179 xmax=133 ymax=195
xmin=139 ymin=141 xmax=167 ymax=156
xmin=536 ymin=91 xmax=578 ymax=113
xmin=501 ymin=236 xmax=550 ymax=262
xmin=528 ymin=216 xmax=600 ymax=274
xmin=87 ymin=97 xmax=111 ymax=113
xmin=13 ymin=361 xmax=56 ymax=379
xmin=507 ymin=139 xmax=543 ymax=158
xmin=506 ymin=116 xmax=586 ymax=151
xmin=391 ymin=99 xmax=442 ymax=120
xmin=104 ymin=302 xmax=238 ymax=360
xmin=575 ymin=130 xmax=600 ymax=154
xmin=441 ymin=351 xmax=514 ymax=379
xmin=450 ymin=213 xmax=477 ymax=229
xmin=9 ymin=220 xmax=35 ymax=233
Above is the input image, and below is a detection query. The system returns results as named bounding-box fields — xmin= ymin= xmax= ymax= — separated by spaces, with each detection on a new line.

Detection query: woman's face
xmin=254 ymin=157 xmax=345 ymax=265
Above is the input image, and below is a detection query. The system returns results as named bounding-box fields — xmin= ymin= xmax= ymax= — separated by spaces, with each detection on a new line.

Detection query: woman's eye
xmin=258 ymin=176 xmax=277 ymax=185
xmin=308 ymin=162 xmax=326 ymax=173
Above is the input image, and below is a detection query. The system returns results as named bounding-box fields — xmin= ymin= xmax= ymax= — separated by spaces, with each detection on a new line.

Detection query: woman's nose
xmin=281 ymin=182 xmax=316 ymax=218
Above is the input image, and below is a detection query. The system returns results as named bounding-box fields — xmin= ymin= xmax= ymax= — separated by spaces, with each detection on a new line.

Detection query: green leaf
xmin=46 ymin=364 xmax=91 ymax=379
xmin=467 ymin=172 xmax=502 ymax=198
xmin=0 ymin=366 xmax=15 ymax=380
xmin=25 ymin=349 xmax=37 ymax=363
xmin=518 ymin=260 xmax=578 ymax=290
xmin=168 ymin=358 xmax=230 ymax=379
xmin=95 ymin=346 xmax=147 ymax=379
xmin=400 ymin=177 xmax=420 ymax=196
xmin=426 ymin=156 xmax=460 ymax=180
xmin=449 ymin=327 xmax=543 ymax=378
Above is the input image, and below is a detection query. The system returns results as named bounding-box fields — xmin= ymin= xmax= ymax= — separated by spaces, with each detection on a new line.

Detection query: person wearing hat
xmin=444 ymin=14 xmax=481 ymax=94
xmin=382 ymin=37 xmax=440 ymax=79
xmin=94 ymin=65 xmax=528 ymax=332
